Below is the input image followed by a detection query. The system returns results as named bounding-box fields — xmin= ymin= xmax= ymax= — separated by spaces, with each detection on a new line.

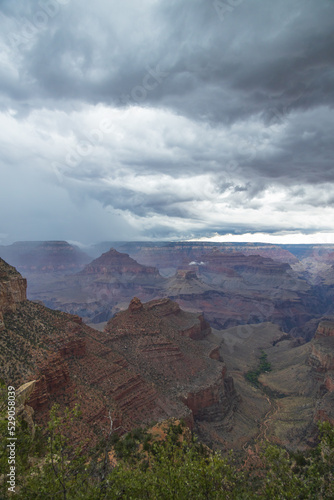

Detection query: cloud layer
xmin=0 ymin=0 xmax=333 ymax=243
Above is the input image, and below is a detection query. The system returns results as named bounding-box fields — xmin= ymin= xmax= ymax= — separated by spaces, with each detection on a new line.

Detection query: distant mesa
xmin=79 ymin=248 xmax=161 ymax=277
xmin=0 ymin=240 xmax=91 ymax=273
xmin=200 ymin=250 xmax=291 ymax=275
xmin=116 ymin=241 xmax=299 ymax=275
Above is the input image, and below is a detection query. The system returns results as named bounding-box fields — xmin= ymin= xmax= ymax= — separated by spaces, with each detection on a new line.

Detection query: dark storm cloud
xmin=2 ymin=0 xmax=334 ymax=121
xmin=0 ymin=0 xmax=334 ymax=242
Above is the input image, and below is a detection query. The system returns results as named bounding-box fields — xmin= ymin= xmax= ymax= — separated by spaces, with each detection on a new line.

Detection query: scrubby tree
xmin=20 ymin=404 xmax=97 ymax=500
xmin=1 ymin=387 xmax=334 ymax=499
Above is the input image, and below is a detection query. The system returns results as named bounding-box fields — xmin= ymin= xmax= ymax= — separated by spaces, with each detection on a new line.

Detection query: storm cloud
xmin=0 ymin=0 xmax=333 ymax=243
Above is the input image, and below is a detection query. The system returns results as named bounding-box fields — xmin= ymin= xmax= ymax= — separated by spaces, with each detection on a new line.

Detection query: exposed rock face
xmin=0 ymin=260 xmax=238 ymax=447
xmin=309 ymin=345 xmax=334 ymax=372
xmin=129 ymin=296 xmax=144 ymax=313
xmin=162 ymin=251 xmax=318 ymax=333
xmin=307 ymin=318 xmax=334 ymax=425
xmin=0 ymin=258 xmax=27 ymax=322
xmin=7 ymin=242 xmax=330 ymax=337
xmin=315 ymin=319 xmax=334 ymax=338
xmin=200 ymin=250 xmax=291 ymax=275
xmin=16 ymin=381 xmax=37 ymax=437
xmin=309 ymin=319 xmax=334 ymax=375
xmin=104 ymin=297 xmax=238 ymax=443
xmin=28 ymin=354 xmax=70 ymax=411
xmin=3 ymin=255 xmax=333 ymax=450
xmin=80 ymin=248 xmax=160 ymax=278
xmin=34 ymin=249 xmax=166 ymax=323
xmin=182 ymin=368 xmax=232 ymax=420
xmin=113 ymin=242 xmax=299 ymax=274
xmin=16 ymin=381 xmax=37 ymax=407
xmin=180 ymin=314 xmax=211 ymax=340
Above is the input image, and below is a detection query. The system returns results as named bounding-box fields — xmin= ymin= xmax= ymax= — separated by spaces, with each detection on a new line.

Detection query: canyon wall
xmin=308 ymin=318 xmax=334 ymax=425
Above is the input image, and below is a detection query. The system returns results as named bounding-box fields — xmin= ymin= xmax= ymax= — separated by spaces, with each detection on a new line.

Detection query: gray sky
xmin=1 ymin=0 xmax=334 ymax=244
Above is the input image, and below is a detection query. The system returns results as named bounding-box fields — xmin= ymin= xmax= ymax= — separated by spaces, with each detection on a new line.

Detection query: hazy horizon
xmin=2 ymin=232 xmax=334 ymax=248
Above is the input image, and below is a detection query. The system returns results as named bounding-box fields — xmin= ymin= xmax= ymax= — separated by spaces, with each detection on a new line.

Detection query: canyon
xmin=0 ymin=259 xmax=238 ymax=448
xmin=2 ymin=241 xmax=330 ymax=335
xmin=0 ymin=240 xmax=334 ymax=451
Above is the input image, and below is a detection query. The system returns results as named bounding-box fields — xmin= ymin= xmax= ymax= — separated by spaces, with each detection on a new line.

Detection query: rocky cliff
xmin=162 ymin=251 xmax=317 ymax=332
xmin=0 ymin=258 xmax=27 ymax=331
xmin=112 ymin=242 xmax=299 ymax=275
xmin=26 ymin=249 xmax=166 ymax=324
xmin=315 ymin=319 xmax=334 ymax=338
xmin=104 ymin=297 xmax=239 ymax=443
xmin=306 ymin=318 xmax=334 ymax=425
xmin=80 ymin=248 xmax=161 ymax=279
xmin=7 ymin=243 xmax=328 ymax=336
xmin=0 ymin=258 xmax=27 ymax=311
xmin=1 ymin=260 xmax=239 ymax=447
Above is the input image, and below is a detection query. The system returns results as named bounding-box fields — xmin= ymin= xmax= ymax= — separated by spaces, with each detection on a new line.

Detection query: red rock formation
xmin=7 ymin=255 xmax=330 ymax=450
xmin=182 ymin=370 xmax=226 ymax=418
xmin=118 ymin=242 xmax=298 ymax=272
xmin=180 ymin=314 xmax=211 ymax=340
xmin=200 ymin=250 xmax=291 ymax=276
xmin=104 ymin=297 xmax=237 ymax=441
xmin=309 ymin=345 xmax=334 ymax=372
xmin=2 ymin=260 xmax=237 ymax=446
xmin=16 ymin=243 xmax=321 ymax=334
xmin=324 ymin=375 xmax=334 ymax=392
xmin=307 ymin=318 xmax=334 ymax=427
xmin=28 ymin=354 xmax=70 ymax=411
xmin=59 ymin=337 xmax=86 ymax=358
xmin=39 ymin=249 xmax=166 ymax=323
xmin=310 ymin=319 xmax=334 ymax=373
xmin=0 ymin=258 xmax=27 ymax=313
xmin=315 ymin=319 xmax=334 ymax=338
xmin=129 ymin=297 xmax=144 ymax=313
xmin=209 ymin=346 xmax=222 ymax=361
xmin=80 ymin=248 xmax=160 ymax=278
xmin=147 ymin=297 xmax=181 ymax=316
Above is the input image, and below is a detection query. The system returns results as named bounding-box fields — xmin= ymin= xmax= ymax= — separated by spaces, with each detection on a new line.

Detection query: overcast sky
xmin=0 ymin=0 xmax=334 ymax=245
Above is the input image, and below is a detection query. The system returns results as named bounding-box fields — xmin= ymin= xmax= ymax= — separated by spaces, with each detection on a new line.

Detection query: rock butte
xmin=18 ymin=246 xmax=324 ymax=333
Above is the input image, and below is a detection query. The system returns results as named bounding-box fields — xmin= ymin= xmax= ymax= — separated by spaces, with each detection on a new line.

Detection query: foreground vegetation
xmin=1 ymin=384 xmax=334 ymax=499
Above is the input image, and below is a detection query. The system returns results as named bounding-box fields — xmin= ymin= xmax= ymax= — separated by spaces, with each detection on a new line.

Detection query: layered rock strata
xmin=1 ymin=259 xmax=238 ymax=447
xmin=308 ymin=318 xmax=334 ymax=425
xmin=104 ymin=297 xmax=238 ymax=441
